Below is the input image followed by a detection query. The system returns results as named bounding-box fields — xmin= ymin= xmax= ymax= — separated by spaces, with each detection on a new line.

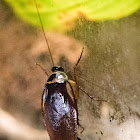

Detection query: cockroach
xmin=39 ymin=59 xmax=83 ymax=140
xmin=36 ymin=47 xmax=84 ymax=140
xmin=34 ymin=0 xmax=107 ymax=140
xmin=33 ymin=0 xmax=83 ymax=139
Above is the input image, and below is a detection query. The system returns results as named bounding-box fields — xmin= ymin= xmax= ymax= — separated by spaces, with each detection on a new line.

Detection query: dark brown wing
xmin=42 ymin=83 xmax=78 ymax=140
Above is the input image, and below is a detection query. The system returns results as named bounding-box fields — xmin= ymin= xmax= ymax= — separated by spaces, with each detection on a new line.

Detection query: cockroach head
xmin=51 ymin=66 xmax=64 ymax=72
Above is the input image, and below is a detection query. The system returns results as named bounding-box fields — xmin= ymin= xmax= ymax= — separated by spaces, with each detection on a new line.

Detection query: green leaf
xmin=5 ymin=0 xmax=140 ymax=31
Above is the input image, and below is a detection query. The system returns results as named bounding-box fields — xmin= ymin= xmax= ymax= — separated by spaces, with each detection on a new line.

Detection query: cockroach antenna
xmin=33 ymin=0 xmax=54 ymax=66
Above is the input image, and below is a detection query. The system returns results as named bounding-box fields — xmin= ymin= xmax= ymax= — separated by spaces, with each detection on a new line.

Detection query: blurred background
xmin=0 ymin=0 xmax=140 ymax=140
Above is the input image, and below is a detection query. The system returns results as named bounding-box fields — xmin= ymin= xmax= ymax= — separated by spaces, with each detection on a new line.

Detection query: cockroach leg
xmin=35 ymin=63 xmax=49 ymax=76
xmin=68 ymin=80 xmax=79 ymax=100
xmin=67 ymin=70 xmax=113 ymax=95
xmin=78 ymin=123 xmax=84 ymax=133
xmin=74 ymin=47 xmax=84 ymax=82
xmin=73 ymin=47 xmax=84 ymax=100
xmin=74 ymin=47 xmax=84 ymax=71
xmin=77 ymin=137 xmax=81 ymax=140
xmin=78 ymin=85 xmax=108 ymax=102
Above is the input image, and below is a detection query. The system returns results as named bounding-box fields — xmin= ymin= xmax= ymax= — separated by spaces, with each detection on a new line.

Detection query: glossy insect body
xmin=34 ymin=0 xmax=107 ymax=139
xmin=42 ymin=66 xmax=79 ymax=140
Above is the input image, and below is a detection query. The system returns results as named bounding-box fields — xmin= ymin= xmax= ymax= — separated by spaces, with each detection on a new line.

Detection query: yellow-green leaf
xmin=5 ymin=0 xmax=140 ymax=31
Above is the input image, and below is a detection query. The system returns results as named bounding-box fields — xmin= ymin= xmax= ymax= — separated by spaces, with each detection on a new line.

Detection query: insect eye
xmin=52 ymin=66 xmax=64 ymax=72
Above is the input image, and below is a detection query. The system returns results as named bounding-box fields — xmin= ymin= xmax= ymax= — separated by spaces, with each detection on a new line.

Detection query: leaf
xmin=5 ymin=0 xmax=140 ymax=31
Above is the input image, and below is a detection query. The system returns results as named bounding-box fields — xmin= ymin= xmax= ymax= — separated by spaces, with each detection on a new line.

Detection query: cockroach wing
xmin=42 ymin=82 xmax=78 ymax=140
